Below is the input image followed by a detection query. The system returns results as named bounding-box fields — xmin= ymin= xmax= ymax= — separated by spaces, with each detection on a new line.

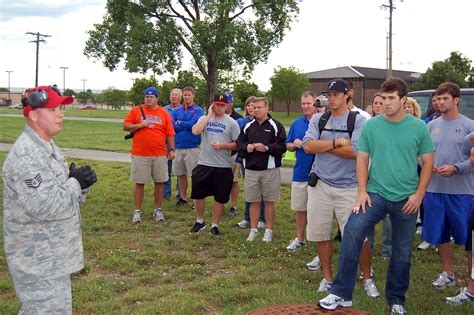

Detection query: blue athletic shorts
xmin=422 ymin=192 xmax=474 ymax=245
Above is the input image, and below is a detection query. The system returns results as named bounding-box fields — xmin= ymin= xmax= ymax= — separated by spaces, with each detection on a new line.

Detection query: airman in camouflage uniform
xmin=2 ymin=85 xmax=97 ymax=314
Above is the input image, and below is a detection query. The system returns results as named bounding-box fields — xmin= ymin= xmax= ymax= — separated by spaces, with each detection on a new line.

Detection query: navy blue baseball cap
xmin=213 ymin=93 xmax=230 ymax=105
xmin=323 ymin=79 xmax=349 ymax=93
xmin=224 ymin=92 xmax=233 ymax=103
xmin=145 ymin=87 xmax=159 ymax=97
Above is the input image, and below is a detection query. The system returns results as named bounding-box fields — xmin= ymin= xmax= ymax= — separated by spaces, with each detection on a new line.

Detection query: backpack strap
xmin=138 ymin=105 xmax=146 ymax=120
xmin=318 ymin=110 xmax=359 ymax=139
xmin=317 ymin=111 xmax=332 ymax=140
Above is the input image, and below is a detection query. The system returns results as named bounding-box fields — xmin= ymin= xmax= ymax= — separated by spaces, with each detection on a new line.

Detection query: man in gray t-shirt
xmin=302 ymin=79 xmax=379 ymax=298
xmin=189 ymin=93 xmax=240 ymax=236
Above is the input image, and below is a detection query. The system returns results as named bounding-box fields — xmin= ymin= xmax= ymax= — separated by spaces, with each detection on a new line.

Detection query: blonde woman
xmin=404 ymin=97 xmax=421 ymax=118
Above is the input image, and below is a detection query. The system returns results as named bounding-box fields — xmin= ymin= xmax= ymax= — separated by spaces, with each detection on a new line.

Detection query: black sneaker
xmin=229 ymin=207 xmax=237 ymax=216
xmin=189 ymin=221 xmax=206 ymax=234
xmin=210 ymin=226 xmax=220 ymax=237
xmin=176 ymin=197 xmax=188 ymax=207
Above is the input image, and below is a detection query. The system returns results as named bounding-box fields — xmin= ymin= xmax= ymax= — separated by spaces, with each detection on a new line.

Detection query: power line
xmin=26 ymin=32 xmax=51 ymax=86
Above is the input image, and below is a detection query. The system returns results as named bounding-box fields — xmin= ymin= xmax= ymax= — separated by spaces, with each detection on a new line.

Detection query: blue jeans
xmin=164 ymin=159 xmax=180 ymax=199
xmin=331 ymin=192 xmax=417 ymax=307
xmin=244 ymin=201 xmax=265 ymax=222
xmin=367 ymin=214 xmax=392 ymax=258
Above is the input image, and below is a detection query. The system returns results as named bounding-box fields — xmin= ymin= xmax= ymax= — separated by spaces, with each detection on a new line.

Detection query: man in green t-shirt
xmin=319 ymin=77 xmax=435 ymax=314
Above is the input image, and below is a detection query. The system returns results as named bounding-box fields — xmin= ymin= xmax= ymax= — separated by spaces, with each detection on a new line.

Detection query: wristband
xmin=332 ymin=139 xmax=336 ymax=149
xmin=169 ymin=148 xmax=175 ymax=151
xmin=453 ymin=164 xmax=460 ymax=174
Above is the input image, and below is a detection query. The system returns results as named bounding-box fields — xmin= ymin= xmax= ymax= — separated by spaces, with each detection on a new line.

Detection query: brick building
xmin=272 ymin=66 xmax=421 ymax=112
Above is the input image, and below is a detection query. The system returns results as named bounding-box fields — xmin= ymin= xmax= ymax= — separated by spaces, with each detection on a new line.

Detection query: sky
xmin=1 ymin=0 xmax=473 ymax=93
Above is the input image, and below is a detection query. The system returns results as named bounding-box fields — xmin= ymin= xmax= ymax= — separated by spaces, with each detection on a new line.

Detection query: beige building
xmin=272 ymin=66 xmax=421 ymax=112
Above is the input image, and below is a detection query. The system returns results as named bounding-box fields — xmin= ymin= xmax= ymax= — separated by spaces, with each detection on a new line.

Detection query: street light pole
xmin=6 ymin=71 xmax=13 ymax=104
xmin=60 ymin=67 xmax=68 ymax=94
xmin=81 ymin=79 xmax=87 ymax=93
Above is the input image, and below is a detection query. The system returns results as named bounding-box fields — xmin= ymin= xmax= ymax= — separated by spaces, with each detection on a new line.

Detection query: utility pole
xmin=6 ymin=71 xmax=13 ymax=105
xmin=60 ymin=67 xmax=68 ymax=94
xmin=382 ymin=0 xmax=396 ymax=78
xmin=26 ymin=32 xmax=51 ymax=86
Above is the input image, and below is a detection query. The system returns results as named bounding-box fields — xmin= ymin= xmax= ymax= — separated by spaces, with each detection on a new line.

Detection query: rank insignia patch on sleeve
xmin=24 ymin=174 xmax=43 ymax=188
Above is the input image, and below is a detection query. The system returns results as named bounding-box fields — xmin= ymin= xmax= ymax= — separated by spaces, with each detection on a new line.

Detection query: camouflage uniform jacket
xmin=2 ymin=126 xmax=84 ymax=283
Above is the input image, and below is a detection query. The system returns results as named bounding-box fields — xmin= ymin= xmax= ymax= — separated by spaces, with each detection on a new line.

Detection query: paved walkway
xmin=0 ymin=143 xmax=294 ymax=184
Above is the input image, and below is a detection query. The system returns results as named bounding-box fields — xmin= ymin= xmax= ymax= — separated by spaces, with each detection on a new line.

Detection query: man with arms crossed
xmin=237 ymin=97 xmax=287 ymax=242
xmin=421 ymin=82 xmax=474 ymax=290
xmin=172 ymin=86 xmax=204 ymax=206
xmin=303 ymin=79 xmax=378 ymax=297
xmin=189 ymin=93 xmax=241 ymax=236
xmin=3 ymin=85 xmax=97 ymax=313
xmin=319 ymin=77 xmax=435 ymax=315
xmin=285 ymin=90 xmax=317 ymax=252
xmin=124 ymin=87 xmax=175 ymax=223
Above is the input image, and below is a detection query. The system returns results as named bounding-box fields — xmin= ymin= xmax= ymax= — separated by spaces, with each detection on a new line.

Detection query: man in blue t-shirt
xmin=285 ymin=91 xmax=317 ymax=253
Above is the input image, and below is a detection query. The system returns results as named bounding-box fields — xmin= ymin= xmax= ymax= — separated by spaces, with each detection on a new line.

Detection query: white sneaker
xmin=446 ymin=287 xmax=474 ymax=304
xmin=132 ymin=210 xmax=141 ymax=223
xmin=432 ymin=271 xmax=456 ymax=289
xmin=416 ymin=226 xmax=422 ymax=235
xmin=262 ymin=229 xmax=273 ymax=242
xmin=305 ymin=256 xmax=321 ymax=271
xmin=236 ymin=220 xmax=249 ymax=228
xmin=153 ymin=209 xmax=165 ymax=221
xmin=318 ymin=293 xmax=352 ymax=310
xmin=390 ymin=304 xmax=407 ymax=315
xmin=257 ymin=221 xmax=266 ymax=229
xmin=317 ymin=278 xmax=332 ymax=292
xmin=363 ymin=278 xmax=381 ymax=299
xmin=286 ymin=238 xmax=305 ymax=252
xmin=417 ymin=240 xmax=432 ymax=250
xmin=246 ymin=229 xmax=259 ymax=242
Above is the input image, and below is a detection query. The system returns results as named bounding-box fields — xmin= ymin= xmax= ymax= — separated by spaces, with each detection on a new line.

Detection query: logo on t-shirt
xmin=206 ymin=121 xmax=227 ymax=133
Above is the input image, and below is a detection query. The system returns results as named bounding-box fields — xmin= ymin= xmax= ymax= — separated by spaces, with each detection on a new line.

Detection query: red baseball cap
xmin=23 ymin=85 xmax=74 ymax=117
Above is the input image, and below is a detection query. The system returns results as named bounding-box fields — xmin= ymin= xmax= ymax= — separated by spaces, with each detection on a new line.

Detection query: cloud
xmin=0 ymin=0 xmax=104 ymax=22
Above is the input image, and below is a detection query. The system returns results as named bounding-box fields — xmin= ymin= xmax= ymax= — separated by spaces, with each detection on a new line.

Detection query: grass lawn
xmin=0 ymin=151 xmax=472 ymax=314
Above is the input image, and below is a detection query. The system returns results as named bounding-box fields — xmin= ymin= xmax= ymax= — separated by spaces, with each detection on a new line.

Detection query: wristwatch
xmin=265 ymin=145 xmax=269 ymax=152
xmin=169 ymin=148 xmax=175 ymax=151
xmin=453 ymin=164 xmax=460 ymax=174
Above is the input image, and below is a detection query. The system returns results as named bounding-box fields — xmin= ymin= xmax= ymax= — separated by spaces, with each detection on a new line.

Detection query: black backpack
xmin=317 ymin=110 xmax=359 ymax=140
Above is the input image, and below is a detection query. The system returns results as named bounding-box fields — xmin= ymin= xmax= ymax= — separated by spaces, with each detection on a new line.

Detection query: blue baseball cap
xmin=224 ymin=92 xmax=233 ymax=103
xmin=145 ymin=87 xmax=159 ymax=97
xmin=323 ymin=79 xmax=349 ymax=93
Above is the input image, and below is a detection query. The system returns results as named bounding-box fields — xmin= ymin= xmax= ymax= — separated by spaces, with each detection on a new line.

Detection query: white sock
xmin=211 ymin=224 xmax=218 ymax=228
xmin=265 ymin=228 xmax=272 ymax=233
xmin=250 ymin=228 xmax=258 ymax=233
xmin=197 ymin=219 xmax=204 ymax=224
xmin=134 ymin=209 xmax=140 ymax=212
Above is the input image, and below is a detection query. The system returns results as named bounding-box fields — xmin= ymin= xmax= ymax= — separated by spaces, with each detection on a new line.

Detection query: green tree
xmin=64 ymin=88 xmax=76 ymax=96
xmin=413 ymin=51 xmax=474 ymax=90
xmin=98 ymin=87 xmax=129 ymax=110
xmin=84 ymin=0 xmax=299 ymax=104
xmin=233 ymin=80 xmax=262 ymax=109
xmin=270 ymin=66 xmax=310 ymax=116
xmin=76 ymin=89 xmax=95 ymax=104
xmin=0 ymin=87 xmax=9 ymax=92
xmin=129 ymin=76 xmax=159 ymax=106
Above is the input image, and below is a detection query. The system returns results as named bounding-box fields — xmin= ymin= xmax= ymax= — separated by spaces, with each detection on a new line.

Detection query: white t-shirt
xmin=350 ymin=106 xmax=372 ymax=120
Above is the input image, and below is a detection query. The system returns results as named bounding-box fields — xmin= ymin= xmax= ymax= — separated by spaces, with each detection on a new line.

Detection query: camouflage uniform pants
xmin=12 ymin=275 xmax=72 ymax=315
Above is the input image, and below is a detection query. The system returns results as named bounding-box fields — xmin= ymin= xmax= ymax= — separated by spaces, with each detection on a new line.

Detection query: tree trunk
xmin=206 ymin=52 xmax=218 ymax=105
xmin=287 ymin=100 xmax=291 ymax=116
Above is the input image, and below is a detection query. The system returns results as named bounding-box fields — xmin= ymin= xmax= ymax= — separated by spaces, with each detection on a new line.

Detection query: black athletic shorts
xmin=191 ymin=164 xmax=233 ymax=204
xmin=465 ymin=211 xmax=474 ymax=251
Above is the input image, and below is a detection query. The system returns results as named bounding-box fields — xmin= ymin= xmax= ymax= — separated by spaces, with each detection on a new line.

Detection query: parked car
xmin=408 ymin=88 xmax=474 ymax=119
xmin=80 ymin=105 xmax=97 ymax=110
xmin=7 ymin=103 xmax=23 ymax=109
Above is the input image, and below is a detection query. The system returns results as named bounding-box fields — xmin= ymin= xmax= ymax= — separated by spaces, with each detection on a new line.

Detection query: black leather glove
xmin=69 ymin=163 xmax=98 ymax=189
